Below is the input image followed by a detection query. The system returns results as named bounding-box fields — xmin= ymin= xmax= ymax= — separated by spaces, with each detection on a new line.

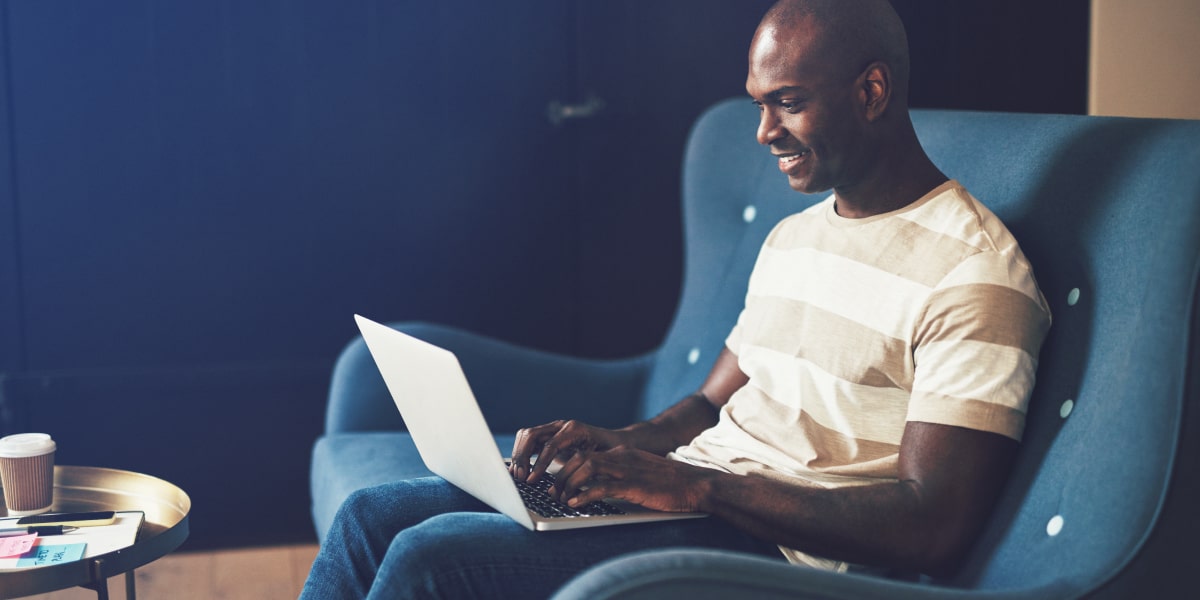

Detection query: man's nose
xmin=756 ymin=109 xmax=785 ymax=146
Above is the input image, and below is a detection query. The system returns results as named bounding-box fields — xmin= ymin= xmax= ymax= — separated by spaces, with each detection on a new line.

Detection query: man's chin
xmin=787 ymin=176 xmax=832 ymax=196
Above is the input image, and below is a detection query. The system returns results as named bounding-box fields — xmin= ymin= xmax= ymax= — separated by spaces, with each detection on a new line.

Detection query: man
xmin=302 ymin=1 xmax=1050 ymax=597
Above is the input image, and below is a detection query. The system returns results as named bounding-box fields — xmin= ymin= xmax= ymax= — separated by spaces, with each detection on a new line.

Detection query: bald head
xmin=746 ymin=0 xmax=944 ymax=210
xmin=756 ymin=0 xmax=911 ymax=104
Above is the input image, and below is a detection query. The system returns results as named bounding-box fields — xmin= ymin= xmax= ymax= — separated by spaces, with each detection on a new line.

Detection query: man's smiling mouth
xmin=774 ymin=149 xmax=811 ymax=174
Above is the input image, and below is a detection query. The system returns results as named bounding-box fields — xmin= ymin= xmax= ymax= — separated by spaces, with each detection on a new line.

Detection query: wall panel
xmin=1 ymin=0 xmax=573 ymax=548
xmin=573 ymin=0 xmax=776 ymax=358
xmin=6 ymin=1 xmax=576 ymax=372
xmin=1090 ymin=0 xmax=1200 ymax=119
xmin=0 ymin=3 xmax=21 ymax=374
xmin=0 ymin=3 xmax=26 ymax=434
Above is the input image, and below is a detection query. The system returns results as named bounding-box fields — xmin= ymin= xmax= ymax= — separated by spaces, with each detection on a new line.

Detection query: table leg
xmin=126 ymin=569 xmax=136 ymax=600
xmin=86 ymin=558 xmax=110 ymax=600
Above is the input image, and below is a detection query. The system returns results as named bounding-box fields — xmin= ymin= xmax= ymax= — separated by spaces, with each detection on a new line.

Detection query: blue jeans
xmin=301 ymin=477 xmax=785 ymax=599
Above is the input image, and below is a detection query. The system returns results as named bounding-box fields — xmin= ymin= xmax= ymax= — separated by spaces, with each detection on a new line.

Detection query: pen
xmin=0 ymin=525 xmax=79 ymax=536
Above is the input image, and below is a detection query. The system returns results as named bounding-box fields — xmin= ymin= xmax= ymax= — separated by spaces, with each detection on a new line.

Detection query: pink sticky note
xmin=0 ymin=533 xmax=37 ymax=558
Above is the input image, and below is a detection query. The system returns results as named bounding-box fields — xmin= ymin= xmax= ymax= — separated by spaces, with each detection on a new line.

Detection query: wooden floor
xmin=22 ymin=544 xmax=319 ymax=600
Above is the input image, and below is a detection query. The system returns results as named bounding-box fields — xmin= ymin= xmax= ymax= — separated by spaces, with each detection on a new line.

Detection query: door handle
xmin=547 ymin=93 xmax=605 ymax=126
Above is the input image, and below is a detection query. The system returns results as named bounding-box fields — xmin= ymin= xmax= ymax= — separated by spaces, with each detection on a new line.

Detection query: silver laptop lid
xmin=354 ymin=314 xmax=535 ymax=529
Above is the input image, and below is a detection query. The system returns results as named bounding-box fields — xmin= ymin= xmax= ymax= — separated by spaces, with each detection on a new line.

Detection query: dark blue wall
xmin=5 ymin=1 xmax=580 ymax=368
xmin=0 ymin=1 xmax=584 ymax=548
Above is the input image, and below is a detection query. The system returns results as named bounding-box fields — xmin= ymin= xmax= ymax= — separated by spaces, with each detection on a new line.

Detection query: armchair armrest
xmin=324 ymin=321 xmax=656 ymax=434
xmin=550 ymin=549 xmax=1073 ymax=600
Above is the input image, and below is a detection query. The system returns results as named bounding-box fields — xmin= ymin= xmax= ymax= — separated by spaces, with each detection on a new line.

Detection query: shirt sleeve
xmin=906 ymin=251 xmax=1052 ymax=440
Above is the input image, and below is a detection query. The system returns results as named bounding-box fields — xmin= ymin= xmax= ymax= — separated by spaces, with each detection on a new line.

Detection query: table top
xmin=0 ymin=465 xmax=190 ymax=598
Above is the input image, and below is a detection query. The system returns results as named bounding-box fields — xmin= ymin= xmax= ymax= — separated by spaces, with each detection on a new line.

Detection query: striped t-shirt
xmin=669 ymin=180 xmax=1051 ymax=569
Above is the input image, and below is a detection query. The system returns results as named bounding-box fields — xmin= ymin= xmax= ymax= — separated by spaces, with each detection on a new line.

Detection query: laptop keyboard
xmin=514 ymin=472 xmax=626 ymax=518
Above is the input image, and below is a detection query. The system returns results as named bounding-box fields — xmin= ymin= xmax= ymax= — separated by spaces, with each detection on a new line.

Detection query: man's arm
xmin=706 ymin=421 xmax=1016 ymax=575
xmin=628 ymin=347 xmax=748 ymax=454
xmin=515 ymin=344 xmax=1017 ymax=575
xmin=509 ymin=348 xmax=747 ymax=481
xmin=552 ymin=420 xmax=1017 ymax=577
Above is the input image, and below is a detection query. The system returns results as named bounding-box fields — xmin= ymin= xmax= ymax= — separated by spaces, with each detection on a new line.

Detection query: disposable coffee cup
xmin=0 ymin=433 xmax=56 ymax=516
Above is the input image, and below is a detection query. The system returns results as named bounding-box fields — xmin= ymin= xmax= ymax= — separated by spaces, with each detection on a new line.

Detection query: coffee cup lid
xmin=0 ymin=433 xmax=56 ymax=458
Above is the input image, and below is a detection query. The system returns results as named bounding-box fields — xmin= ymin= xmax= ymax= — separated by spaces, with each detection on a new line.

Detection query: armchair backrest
xmin=643 ymin=98 xmax=1200 ymax=592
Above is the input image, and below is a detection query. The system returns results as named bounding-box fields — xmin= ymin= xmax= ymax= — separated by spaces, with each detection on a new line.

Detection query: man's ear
xmin=859 ymin=61 xmax=892 ymax=121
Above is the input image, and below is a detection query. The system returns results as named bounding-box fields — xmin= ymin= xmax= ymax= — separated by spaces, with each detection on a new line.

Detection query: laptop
xmin=354 ymin=314 xmax=708 ymax=531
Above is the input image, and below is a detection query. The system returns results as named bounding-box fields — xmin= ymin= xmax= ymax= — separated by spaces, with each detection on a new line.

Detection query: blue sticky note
xmin=16 ymin=543 xmax=87 ymax=567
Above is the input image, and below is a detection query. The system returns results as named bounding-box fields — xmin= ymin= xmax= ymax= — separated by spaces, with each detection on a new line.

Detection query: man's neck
xmin=833 ymin=164 xmax=947 ymax=219
xmin=832 ymin=124 xmax=948 ymax=219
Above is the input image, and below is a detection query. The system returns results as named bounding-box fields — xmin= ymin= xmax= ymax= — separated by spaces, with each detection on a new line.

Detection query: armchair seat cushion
xmin=310 ymin=432 xmax=517 ymax=538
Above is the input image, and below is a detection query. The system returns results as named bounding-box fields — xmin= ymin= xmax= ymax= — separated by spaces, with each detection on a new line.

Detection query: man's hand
xmin=511 ymin=349 xmax=743 ymax=483
xmin=509 ymin=420 xmax=632 ymax=482
xmin=549 ymin=446 xmax=715 ymax=513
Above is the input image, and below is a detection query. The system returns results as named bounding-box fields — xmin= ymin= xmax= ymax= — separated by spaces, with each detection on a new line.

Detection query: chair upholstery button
xmin=1067 ymin=288 xmax=1080 ymax=306
xmin=743 ymin=205 xmax=757 ymax=223
xmin=1047 ymin=515 xmax=1064 ymax=537
xmin=1060 ymin=399 xmax=1074 ymax=418
xmin=687 ymin=348 xmax=701 ymax=365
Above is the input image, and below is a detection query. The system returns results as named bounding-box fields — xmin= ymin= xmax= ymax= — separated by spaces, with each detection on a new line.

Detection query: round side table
xmin=0 ymin=466 xmax=190 ymax=600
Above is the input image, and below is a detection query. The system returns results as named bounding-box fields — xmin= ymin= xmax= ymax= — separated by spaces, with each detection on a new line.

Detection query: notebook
xmin=354 ymin=314 xmax=707 ymax=531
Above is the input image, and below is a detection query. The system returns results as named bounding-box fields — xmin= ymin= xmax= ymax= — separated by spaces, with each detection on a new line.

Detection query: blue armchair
xmin=311 ymin=100 xmax=1200 ymax=598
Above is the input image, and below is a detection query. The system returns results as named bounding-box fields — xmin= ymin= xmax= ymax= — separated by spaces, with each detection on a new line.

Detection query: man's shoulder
xmin=905 ymin=182 xmax=1023 ymax=257
xmin=921 ymin=187 xmax=1050 ymax=317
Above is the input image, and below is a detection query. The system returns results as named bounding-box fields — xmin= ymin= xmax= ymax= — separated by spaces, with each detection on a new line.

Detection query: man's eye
xmin=780 ymin=101 xmax=802 ymax=113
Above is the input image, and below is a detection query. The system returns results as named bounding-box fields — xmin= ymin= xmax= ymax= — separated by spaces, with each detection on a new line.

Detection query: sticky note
xmin=0 ymin=534 xmax=36 ymax=558
xmin=16 ymin=543 xmax=87 ymax=567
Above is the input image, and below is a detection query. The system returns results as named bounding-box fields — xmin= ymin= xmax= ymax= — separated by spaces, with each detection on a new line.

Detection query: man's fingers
xmin=566 ymin=484 xmax=611 ymax=507
xmin=527 ymin=421 xmax=598 ymax=482
xmin=554 ymin=447 xmax=683 ymax=510
xmin=510 ymin=428 xmax=540 ymax=479
xmin=552 ymin=455 xmax=596 ymax=502
xmin=527 ymin=438 xmax=566 ymax=482
xmin=512 ymin=419 xmax=619 ymax=483
xmin=510 ymin=421 xmax=564 ymax=480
